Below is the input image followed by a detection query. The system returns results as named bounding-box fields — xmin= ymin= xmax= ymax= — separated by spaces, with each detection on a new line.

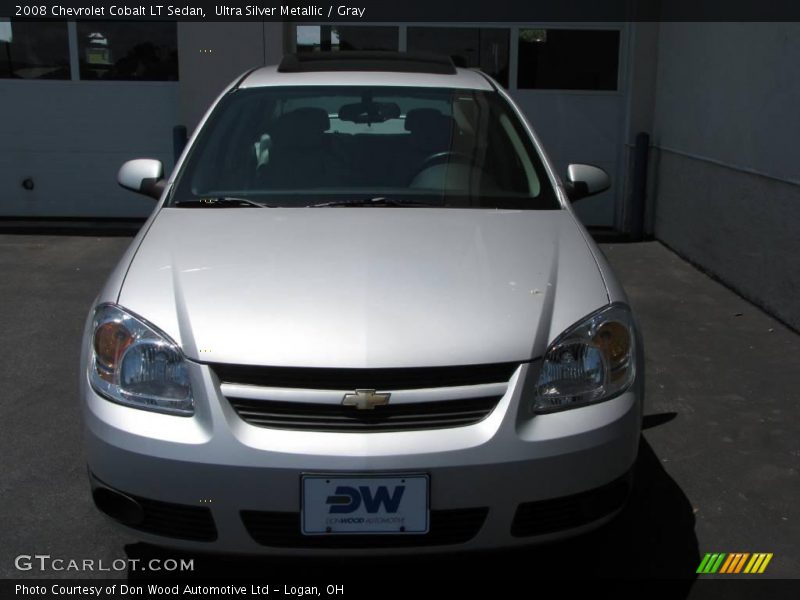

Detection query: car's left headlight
xmin=533 ymin=303 xmax=636 ymax=413
xmin=88 ymin=304 xmax=193 ymax=416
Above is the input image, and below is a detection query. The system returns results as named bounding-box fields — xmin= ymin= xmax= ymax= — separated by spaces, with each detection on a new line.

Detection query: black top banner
xmin=3 ymin=0 xmax=800 ymax=21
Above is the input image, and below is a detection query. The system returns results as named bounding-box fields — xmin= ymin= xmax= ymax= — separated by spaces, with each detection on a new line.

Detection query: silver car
xmin=81 ymin=52 xmax=643 ymax=554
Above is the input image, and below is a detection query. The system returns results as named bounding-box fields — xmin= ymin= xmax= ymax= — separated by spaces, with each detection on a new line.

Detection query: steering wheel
xmin=415 ymin=151 xmax=474 ymax=174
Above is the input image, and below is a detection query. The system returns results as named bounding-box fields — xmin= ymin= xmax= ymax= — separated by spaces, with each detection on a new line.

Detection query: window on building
xmin=296 ymin=26 xmax=399 ymax=53
xmin=517 ymin=29 xmax=620 ymax=91
xmin=407 ymin=27 xmax=510 ymax=88
xmin=0 ymin=20 xmax=70 ymax=79
xmin=76 ymin=22 xmax=178 ymax=81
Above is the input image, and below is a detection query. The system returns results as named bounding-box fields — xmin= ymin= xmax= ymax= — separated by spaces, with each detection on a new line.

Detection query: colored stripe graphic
xmin=720 ymin=553 xmax=749 ymax=573
xmin=719 ymin=554 xmax=739 ymax=573
xmin=743 ymin=553 xmax=773 ymax=574
xmin=733 ymin=553 xmax=750 ymax=573
xmin=696 ymin=554 xmax=713 ymax=573
xmin=711 ymin=553 xmax=726 ymax=573
xmin=697 ymin=553 xmax=726 ymax=574
xmin=719 ymin=554 xmax=736 ymax=573
xmin=699 ymin=552 xmax=773 ymax=574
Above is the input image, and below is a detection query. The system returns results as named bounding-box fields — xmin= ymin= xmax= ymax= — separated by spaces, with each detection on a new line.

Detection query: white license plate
xmin=301 ymin=475 xmax=429 ymax=535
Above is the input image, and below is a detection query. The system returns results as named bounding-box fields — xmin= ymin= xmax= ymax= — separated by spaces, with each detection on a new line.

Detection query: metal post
xmin=629 ymin=132 xmax=649 ymax=241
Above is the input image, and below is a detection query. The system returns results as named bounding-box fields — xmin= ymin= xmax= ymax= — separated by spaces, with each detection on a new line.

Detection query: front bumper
xmin=82 ymin=361 xmax=642 ymax=555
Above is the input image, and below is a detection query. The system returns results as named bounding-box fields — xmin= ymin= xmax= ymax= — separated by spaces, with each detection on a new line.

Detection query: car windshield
xmin=170 ymin=85 xmax=559 ymax=209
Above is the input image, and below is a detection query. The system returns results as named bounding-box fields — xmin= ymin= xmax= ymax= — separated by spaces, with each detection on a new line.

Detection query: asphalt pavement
xmin=0 ymin=234 xmax=797 ymax=590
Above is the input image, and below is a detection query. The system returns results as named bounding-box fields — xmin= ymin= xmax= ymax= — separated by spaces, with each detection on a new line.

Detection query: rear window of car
xmin=170 ymin=85 xmax=560 ymax=210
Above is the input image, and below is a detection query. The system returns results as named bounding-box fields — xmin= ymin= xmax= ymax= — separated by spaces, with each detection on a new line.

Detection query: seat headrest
xmin=271 ymin=108 xmax=330 ymax=146
xmin=404 ymin=108 xmax=452 ymax=133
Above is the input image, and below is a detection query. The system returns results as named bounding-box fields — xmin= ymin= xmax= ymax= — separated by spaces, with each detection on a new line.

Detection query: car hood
xmin=118 ymin=207 xmax=608 ymax=368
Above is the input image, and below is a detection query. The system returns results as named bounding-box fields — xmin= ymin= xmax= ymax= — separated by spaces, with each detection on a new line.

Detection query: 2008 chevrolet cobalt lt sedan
xmin=81 ymin=52 xmax=643 ymax=554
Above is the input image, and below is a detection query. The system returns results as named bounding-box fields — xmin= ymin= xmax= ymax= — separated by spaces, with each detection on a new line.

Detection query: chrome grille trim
xmin=219 ymin=382 xmax=510 ymax=405
xmin=228 ymin=396 xmax=502 ymax=432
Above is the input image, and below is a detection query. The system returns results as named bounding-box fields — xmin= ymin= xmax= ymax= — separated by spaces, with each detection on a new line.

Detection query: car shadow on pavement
xmin=125 ymin=433 xmax=698 ymax=588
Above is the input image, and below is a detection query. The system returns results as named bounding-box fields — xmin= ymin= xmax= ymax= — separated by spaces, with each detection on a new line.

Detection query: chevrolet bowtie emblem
xmin=342 ymin=389 xmax=390 ymax=410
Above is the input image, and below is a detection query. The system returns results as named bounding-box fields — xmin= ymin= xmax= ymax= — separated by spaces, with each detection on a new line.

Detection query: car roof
xmin=239 ymin=65 xmax=495 ymax=91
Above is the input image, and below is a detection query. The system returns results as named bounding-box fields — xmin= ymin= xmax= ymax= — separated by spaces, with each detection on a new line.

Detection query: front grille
xmin=228 ymin=396 xmax=501 ymax=432
xmin=510 ymin=473 xmax=631 ymax=537
xmin=241 ymin=508 xmax=488 ymax=548
xmin=211 ymin=362 xmax=519 ymax=390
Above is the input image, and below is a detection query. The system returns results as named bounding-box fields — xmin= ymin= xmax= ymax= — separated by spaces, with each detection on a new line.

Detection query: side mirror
xmin=117 ymin=159 xmax=165 ymax=199
xmin=564 ymin=164 xmax=611 ymax=202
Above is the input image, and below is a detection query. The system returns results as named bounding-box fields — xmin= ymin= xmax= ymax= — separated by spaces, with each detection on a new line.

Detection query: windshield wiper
xmin=173 ymin=197 xmax=274 ymax=208
xmin=309 ymin=196 xmax=441 ymax=208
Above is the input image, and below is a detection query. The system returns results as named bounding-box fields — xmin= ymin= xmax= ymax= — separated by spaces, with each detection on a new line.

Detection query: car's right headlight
xmin=88 ymin=304 xmax=194 ymax=416
xmin=533 ymin=303 xmax=636 ymax=413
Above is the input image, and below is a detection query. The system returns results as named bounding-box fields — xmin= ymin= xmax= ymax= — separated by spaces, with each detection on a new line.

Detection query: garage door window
xmin=517 ymin=29 xmax=620 ymax=91
xmin=76 ymin=22 xmax=178 ymax=81
xmin=0 ymin=20 xmax=70 ymax=79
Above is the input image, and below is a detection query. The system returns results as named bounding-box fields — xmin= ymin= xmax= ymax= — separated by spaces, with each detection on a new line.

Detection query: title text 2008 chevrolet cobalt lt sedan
xmin=81 ymin=52 xmax=643 ymax=554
